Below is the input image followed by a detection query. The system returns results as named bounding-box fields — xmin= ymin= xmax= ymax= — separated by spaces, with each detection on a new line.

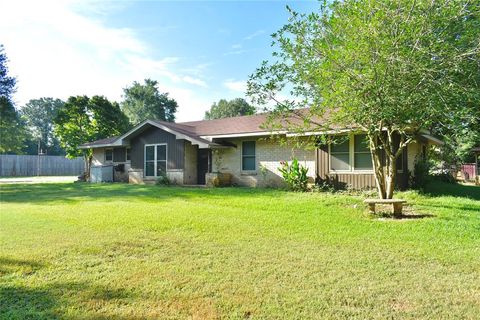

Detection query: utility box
xmin=90 ymin=165 xmax=113 ymax=183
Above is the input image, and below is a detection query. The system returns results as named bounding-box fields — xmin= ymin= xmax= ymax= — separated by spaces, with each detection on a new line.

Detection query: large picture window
xmin=145 ymin=144 xmax=167 ymax=177
xmin=353 ymin=135 xmax=373 ymax=170
xmin=329 ymin=135 xmax=373 ymax=172
xmin=242 ymin=141 xmax=256 ymax=171
xmin=330 ymin=138 xmax=350 ymax=171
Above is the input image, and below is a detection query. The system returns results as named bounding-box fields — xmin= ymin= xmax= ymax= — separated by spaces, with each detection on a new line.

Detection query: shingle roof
xmin=179 ymin=113 xmax=270 ymax=136
xmin=79 ymin=136 xmax=120 ymax=147
xmin=80 ymin=109 xmax=330 ymax=148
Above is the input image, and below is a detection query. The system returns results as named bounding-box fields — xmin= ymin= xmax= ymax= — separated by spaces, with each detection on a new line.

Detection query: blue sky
xmin=2 ymin=0 xmax=318 ymax=121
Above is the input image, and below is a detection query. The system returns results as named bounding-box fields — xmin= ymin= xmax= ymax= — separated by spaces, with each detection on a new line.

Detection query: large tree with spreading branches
xmin=54 ymin=96 xmax=131 ymax=179
xmin=204 ymin=98 xmax=256 ymax=120
xmin=121 ymin=79 xmax=178 ymax=125
xmin=21 ymin=97 xmax=65 ymax=155
xmin=248 ymin=0 xmax=480 ymax=199
xmin=0 ymin=45 xmax=27 ymax=154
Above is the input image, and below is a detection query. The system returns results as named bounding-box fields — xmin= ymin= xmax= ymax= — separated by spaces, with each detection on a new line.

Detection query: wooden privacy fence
xmin=460 ymin=163 xmax=476 ymax=181
xmin=0 ymin=155 xmax=84 ymax=177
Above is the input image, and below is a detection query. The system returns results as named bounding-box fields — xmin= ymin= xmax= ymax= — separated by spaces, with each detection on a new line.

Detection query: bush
xmin=156 ymin=174 xmax=170 ymax=186
xmin=313 ymin=179 xmax=336 ymax=193
xmin=278 ymin=158 xmax=309 ymax=192
xmin=431 ymin=170 xmax=457 ymax=184
xmin=410 ymin=157 xmax=457 ymax=190
xmin=410 ymin=157 xmax=431 ymax=190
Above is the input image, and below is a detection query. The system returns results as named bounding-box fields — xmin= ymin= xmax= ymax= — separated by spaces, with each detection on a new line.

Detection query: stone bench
xmin=363 ymin=199 xmax=407 ymax=218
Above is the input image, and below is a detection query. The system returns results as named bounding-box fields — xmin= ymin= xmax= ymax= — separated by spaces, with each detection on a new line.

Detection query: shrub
xmin=314 ymin=179 xmax=336 ymax=193
xmin=278 ymin=158 xmax=309 ymax=192
xmin=410 ymin=157 xmax=431 ymax=190
xmin=156 ymin=174 xmax=170 ymax=186
xmin=431 ymin=170 xmax=457 ymax=184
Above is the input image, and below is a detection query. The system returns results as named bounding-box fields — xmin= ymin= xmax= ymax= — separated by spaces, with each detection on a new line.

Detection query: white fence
xmin=0 ymin=155 xmax=84 ymax=177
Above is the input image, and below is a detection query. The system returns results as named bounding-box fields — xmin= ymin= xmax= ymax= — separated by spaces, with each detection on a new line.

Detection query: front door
xmin=197 ymin=149 xmax=211 ymax=185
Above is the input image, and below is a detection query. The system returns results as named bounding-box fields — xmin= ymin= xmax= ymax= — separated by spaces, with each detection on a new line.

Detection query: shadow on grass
xmin=0 ymin=257 xmax=146 ymax=319
xmin=423 ymin=182 xmax=480 ymax=201
xmin=374 ymin=212 xmax=435 ymax=220
xmin=0 ymin=257 xmax=45 ymax=276
xmin=0 ymin=182 xmax=281 ymax=205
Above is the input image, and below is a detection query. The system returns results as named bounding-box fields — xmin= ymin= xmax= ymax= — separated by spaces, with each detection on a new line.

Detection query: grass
xmin=0 ymin=182 xmax=479 ymax=319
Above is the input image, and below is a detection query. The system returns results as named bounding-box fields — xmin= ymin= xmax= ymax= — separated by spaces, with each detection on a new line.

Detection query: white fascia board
xmin=116 ymin=120 xmax=152 ymax=141
xmin=420 ymin=134 xmax=444 ymax=145
xmin=117 ymin=120 xmax=211 ymax=148
xmin=78 ymin=140 xmax=125 ymax=149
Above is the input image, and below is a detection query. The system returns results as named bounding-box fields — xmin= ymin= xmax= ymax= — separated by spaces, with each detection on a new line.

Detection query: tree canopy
xmin=204 ymin=98 xmax=256 ymax=120
xmin=21 ymin=97 xmax=65 ymax=155
xmin=54 ymin=95 xmax=131 ymax=177
xmin=0 ymin=44 xmax=27 ymax=154
xmin=248 ymin=0 xmax=480 ymax=198
xmin=121 ymin=79 xmax=178 ymax=124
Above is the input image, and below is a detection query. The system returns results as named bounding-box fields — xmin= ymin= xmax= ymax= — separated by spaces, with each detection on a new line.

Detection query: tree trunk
xmin=385 ymin=154 xmax=397 ymax=199
xmin=369 ymin=135 xmax=387 ymax=199
xmin=369 ymin=131 xmax=406 ymax=199
xmin=84 ymin=154 xmax=93 ymax=182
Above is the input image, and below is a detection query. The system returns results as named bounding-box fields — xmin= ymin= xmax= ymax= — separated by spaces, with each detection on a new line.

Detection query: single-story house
xmin=79 ymin=112 xmax=442 ymax=189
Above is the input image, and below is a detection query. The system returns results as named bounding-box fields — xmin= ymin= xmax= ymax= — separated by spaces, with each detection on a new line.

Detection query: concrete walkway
xmin=0 ymin=176 xmax=78 ymax=184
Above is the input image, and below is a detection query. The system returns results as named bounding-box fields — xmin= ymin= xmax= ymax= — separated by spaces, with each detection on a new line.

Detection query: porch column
xmin=207 ymin=150 xmax=212 ymax=173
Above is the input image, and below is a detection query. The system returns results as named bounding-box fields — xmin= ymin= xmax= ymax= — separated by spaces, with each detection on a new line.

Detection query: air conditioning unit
xmin=90 ymin=165 xmax=114 ymax=183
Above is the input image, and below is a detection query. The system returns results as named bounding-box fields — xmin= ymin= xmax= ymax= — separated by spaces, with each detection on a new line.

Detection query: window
xmin=330 ymin=138 xmax=350 ymax=171
xmin=145 ymin=144 xmax=167 ymax=177
xmin=126 ymin=148 xmax=131 ymax=162
xmin=105 ymin=149 xmax=113 ymax=162
xmin=242 ymin=141 xmax=256 ymax=171
xmin=396 ymin=152 xmax=404 ymax=172
xmin=329 ymin=135 xmax=373 ymax=172
xmin=353 ymin=135 xmax=372 ymax=170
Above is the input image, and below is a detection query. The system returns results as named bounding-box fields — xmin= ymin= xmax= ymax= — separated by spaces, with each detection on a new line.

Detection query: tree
xmin=20 ymin=98 xmax=65 ymax=155
xmin=204 ymin=98 xmax=256 ymax=120
xmin=0 ymin=44 xmax=27 ymax=154
xmin=431 ymin=96 xmax=480 ymax=165
xmin=248 ymin=0 xmax=480 ymax=199
xmin=121 ymin=79 xmax=178 ymax=124
xmin=54 ymin=96 xmax=131 ymax=179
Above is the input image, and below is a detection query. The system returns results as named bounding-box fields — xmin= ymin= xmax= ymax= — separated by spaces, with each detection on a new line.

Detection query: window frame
xmin=329 ymin=136 xmax=350 ymax=173
xmin=241 ymin=141 xmax=256 ymax=172
xmin=105 ymin=148 xmax=113 ymax=163
xmin=329 ymin=134 xmax=374 ymax=174
xmin=353 ymin=134 xmax=373 ymax=171
xmin=126 ymin=147 xmax=131 ymax=162
xmin=144 ymin=143 xmax=168 ymax=177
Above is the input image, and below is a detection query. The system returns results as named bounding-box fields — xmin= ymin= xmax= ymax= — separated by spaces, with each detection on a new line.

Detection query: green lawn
xmin=1 ymin=182 xmax=479 ymax=319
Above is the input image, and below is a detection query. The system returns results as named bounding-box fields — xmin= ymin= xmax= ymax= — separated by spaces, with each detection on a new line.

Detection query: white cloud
xmin=223 ymin=79 xmax=247 ymax=93
xmin=1 ymin=0 xmax=209 ymax=121
xmin=244 ymin=29 xmax=265 ymax=40
xmin=182 ymin=76 xmax=208 ymax=88
xmin=231 ymin=43 xmax=242 ymax=49
xmin=223 ymin=49 xmax=249 ymax=56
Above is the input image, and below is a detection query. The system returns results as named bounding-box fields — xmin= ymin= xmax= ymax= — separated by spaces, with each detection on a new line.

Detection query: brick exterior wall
xmin=212 ymin=137 xmax=316 ymax=187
